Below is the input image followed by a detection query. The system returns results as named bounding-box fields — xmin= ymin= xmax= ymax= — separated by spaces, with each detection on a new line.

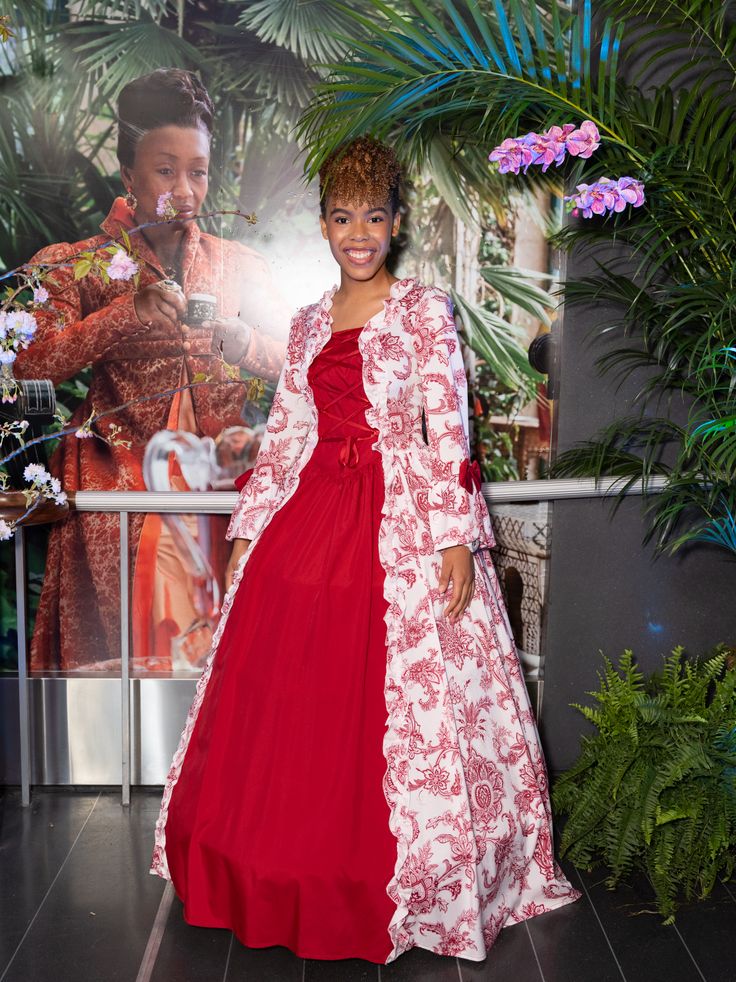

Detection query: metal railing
xmin=13 ymin=475 xmax=667 ymax=806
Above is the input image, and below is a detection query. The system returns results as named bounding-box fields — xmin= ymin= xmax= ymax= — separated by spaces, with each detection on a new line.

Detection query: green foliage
xmin=297 ymin=0 xmax=736 ymax=556
xmin=553 ymin=647 xmax=736 ymax=922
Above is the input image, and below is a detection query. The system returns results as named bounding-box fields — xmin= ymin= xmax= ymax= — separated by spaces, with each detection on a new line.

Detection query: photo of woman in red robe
xmin=14 ymin=68 xmax=289 ymax=672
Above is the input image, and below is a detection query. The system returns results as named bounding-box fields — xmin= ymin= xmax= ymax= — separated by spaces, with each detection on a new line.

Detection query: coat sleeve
xmin=13 ymin=242 xmax=144 ymax=386
xmin=416 ymin=287 xmax=495 ymax=553
xmin=226 ymin=307 xmax=314 ymax=542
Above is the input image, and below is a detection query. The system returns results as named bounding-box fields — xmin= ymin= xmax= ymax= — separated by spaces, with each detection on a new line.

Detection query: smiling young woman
xmin=151 ymin=136 xmax=580 ymax=965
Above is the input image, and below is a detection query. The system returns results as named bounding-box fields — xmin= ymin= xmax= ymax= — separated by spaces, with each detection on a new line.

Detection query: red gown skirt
xmin=164 ymin=328 xmax=397 ymax=962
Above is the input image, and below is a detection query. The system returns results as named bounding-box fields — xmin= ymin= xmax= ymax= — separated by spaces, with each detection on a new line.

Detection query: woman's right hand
xmin=133 ymin=282 xmax=187 ymax=332
xmin=225 ymin=538 xmax=251 ymax=591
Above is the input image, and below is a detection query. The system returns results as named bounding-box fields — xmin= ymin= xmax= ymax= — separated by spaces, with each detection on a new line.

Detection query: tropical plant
xmin=553 ymin=647 xmax=736 ymax=922
xmin=297 ymin=0 xmax=736 ymax=555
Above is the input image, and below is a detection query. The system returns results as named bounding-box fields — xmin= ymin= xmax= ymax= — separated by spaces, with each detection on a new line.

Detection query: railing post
xmin=15 ymin=526 xmax=31 ymax=807
xmin=120 ymin=510 xmax=131 ymax=806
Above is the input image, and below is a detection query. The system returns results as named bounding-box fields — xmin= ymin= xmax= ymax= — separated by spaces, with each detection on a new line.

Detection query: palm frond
xmin=480 ymin=265 xmax=554 ymax=325
xmin=451 ymin=288 xmax=542 ymax=397
xmin=235 ymin=0 xmax=359 ymax=63
xmin=298 ymin=0 xmax=624 ymax=176
xmin=60 ymin=18 xmax=207 ymax=100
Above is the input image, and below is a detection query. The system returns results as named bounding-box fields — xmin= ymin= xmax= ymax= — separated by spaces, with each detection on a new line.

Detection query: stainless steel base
xmin=1 ymin=674 xmax=543 ymax=790
xmin=0 ymin=676 xmax=196 ymax=786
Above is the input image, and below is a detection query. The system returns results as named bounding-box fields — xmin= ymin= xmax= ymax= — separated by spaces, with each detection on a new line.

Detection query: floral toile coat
xmin=151 ymin=278 xmax=579 ymax=961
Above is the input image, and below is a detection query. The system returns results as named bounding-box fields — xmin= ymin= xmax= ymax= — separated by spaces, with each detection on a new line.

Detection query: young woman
xmin=151 ymin=137 xmax=579 ymax=964
xmin=14 ymin=69 xmax=288 ymax=671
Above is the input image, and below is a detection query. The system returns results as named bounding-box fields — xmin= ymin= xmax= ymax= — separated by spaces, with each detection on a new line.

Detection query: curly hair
xmin=319 ymin=137 xmax=403 ymax=216
xmin=117 ymin=69 xmax=214 ymax=168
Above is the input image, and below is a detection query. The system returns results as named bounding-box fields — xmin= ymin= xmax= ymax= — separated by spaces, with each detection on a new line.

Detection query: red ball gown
xmin=161 ymin=327 xmax=398 ymax=962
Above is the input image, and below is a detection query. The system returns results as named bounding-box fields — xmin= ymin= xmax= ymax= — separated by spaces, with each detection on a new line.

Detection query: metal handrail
xmin=69 ymin=476 xmax=668 ymax=513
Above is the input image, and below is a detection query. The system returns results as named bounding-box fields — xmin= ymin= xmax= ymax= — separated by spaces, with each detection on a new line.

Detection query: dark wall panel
xmin=542 ymin=496 xmax=736 ymax=772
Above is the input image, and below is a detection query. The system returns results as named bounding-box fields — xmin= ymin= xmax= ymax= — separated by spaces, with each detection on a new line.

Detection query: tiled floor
xmin=1 ymin=789 xmax=734 ymax=982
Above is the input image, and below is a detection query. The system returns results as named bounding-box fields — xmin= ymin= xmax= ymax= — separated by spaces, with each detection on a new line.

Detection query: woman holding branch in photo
xmin=14 ymin=69 xmax=289 ymax=672
xmin=151 ymin=137 xmax=579 ymax=963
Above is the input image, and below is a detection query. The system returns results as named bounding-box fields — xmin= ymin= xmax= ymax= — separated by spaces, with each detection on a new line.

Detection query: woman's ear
xmin=391 ymin=210 xmax=401 ymax=238
xmin=319 ymin=214 xmax=329 ymax=240
xmin=120 ymin=163 xmax=133 ymax=192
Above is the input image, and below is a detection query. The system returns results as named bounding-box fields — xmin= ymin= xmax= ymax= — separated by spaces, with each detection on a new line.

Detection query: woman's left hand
xmin=439 ymin=545 xmax=475 ymax=623
xmin=206 ymin=317 xmax=253 ymax=365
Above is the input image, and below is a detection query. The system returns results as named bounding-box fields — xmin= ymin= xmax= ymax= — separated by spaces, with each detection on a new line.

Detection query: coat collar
xmin=100 ymin=196 xmax=201 ymax=285
xmin=314 ymin=276 xmax=419 ymax=340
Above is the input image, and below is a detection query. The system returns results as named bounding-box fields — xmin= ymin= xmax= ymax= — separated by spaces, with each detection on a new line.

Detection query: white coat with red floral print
xmin=150 ymin=277 xmax=579 ymax=962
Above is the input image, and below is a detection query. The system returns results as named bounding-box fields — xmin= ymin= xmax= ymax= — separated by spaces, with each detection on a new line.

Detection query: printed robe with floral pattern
xmin=14 ymin=197 xmax=287 ymax=670
xmin=150 ymin=278 xmax=580 ymax=961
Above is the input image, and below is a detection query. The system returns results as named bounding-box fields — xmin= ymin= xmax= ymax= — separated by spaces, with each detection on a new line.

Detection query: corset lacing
xmin=310 ymin=329 xmax=377 ymax=468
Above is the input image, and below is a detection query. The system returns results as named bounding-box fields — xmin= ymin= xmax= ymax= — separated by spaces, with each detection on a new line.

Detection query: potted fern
xmin=552 ymin=647 xmax=736 ymax=922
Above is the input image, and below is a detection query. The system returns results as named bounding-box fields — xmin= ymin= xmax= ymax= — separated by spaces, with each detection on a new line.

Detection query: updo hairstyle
xmin=319 ymin=136 xmax=403 ymax=216
xmin=117 ymin=68 xmax=214 ymax=168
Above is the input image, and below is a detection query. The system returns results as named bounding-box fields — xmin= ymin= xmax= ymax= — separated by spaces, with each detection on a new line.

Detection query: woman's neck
xmin=137 ymin=218 xmax=186 ymax=275
xmin=336 ymin=267 xmax=396 ymax=303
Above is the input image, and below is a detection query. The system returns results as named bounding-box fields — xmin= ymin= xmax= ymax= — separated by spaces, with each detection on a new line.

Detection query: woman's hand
xmin=225 ymin=537 xmax=251 ymax=591
xmin=439 ymin=544 xmax=475 ymax=623
xmin=207 ymin=317 xmax=253 ymax=365
xmin=134 ymin=282 xmax=186 ymax=332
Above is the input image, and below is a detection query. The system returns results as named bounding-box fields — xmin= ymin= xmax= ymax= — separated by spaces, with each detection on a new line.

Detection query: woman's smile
xmin=344 ymin=246 xmax=377 ymax=265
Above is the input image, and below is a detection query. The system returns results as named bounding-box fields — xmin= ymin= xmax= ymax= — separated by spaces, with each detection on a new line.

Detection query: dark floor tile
xmin=666 ymin=881 xmax=736 ymax=982
xmin=0 ymin=788 xmax=100 ymax=973
xmin=304 ymin=956 xmax=378 ymax=981
xmin=1 ymin=791 xmax=165 ymax=982
xmin=575 ymin=867 xmax=699 ymax=982
xmin=459 ymin=920 xmax=542 ymax=981
xmin=149 ymin=894 xmax=233 ymax=982
xmin=525 ymin=881 xmax=626 ymax=982
xmin=381 ymin=946 xmax=458 ymax=981
xmin=226 ymin=940 xmax=304 ymax=981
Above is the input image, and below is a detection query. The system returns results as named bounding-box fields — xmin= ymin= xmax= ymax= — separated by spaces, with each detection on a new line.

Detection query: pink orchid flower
xmin=565 ymin=120 xmax=601 ymax=158
xmin=488 ymin=138 xmax=534 ymax=175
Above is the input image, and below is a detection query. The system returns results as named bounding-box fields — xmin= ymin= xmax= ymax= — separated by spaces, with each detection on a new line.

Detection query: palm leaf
xmin=480 ymin=265 xmax=554 ymax=325
xmin=450 ymin=288 xmax=542 ymax=396
xmin=60 ymin=18 xmax=207 ymax=100
xmin=235 ymin=0 xmax=359 ymax=63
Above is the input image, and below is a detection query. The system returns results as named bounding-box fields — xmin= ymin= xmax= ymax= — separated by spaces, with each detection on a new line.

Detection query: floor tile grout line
xmin=0 ymin=791 xmax=101 ymax=982
xmin=455 ymin=955 xmax=463 ymax=982
xmin=135 ymin=880 xmax=175 ymax=982
xmin=573 ymin=868 xmax=628 ymax=982
xmin=523 ymin=921 xmax=547 ymax=982
xmin=641 ymin=872 xmax=708 ymax=982
xmin=721 ymin=879 xmax=736 ymax=905
xmin=670 ymin=923 xmax=708 ymax=982
xmin=220 ymin=933 xmax=234 ymax=982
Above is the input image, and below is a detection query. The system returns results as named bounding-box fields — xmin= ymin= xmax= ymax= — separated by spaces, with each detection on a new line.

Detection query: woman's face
xmin=320 ymin=197 xmax=400 ymax=284
xmin=121 ymin=124 xmax=210 ymax=226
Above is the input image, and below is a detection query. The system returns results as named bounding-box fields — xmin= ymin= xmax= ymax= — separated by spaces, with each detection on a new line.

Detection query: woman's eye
xmin=370 ymin=216 xmax=384 ymax=223
xmin=192 ymin=170 xmax=208 ymax=178
xmin=158 ymin=168 xmax=173 ymax=176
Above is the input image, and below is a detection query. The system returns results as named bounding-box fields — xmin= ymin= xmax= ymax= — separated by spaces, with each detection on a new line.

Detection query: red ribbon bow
xmin=459 ymin=458 xmax=482 ymax=494
xmin=338 ymin=434 xmax=360 ymax=468
xmin=234 ymin=469 xmax=254 ymax=491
